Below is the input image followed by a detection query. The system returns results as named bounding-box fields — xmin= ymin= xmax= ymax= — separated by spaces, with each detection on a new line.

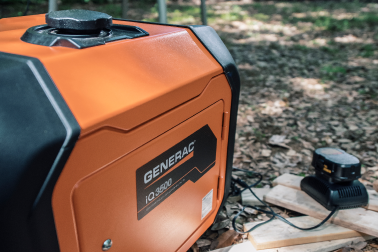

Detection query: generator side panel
xmin=52 ymin=74 xmax=232 ymax=252
xmin=73 ymin=101 xmax=223 ymax=252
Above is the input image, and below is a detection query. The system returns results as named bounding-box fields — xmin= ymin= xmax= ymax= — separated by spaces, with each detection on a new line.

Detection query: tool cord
xmin=230 ymin=168 xmax=339 ymax=234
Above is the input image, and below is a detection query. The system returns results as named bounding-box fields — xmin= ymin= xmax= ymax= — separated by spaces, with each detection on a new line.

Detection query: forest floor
xmin=188 ymin=2 xmax=378 ymax=251
xmin=2 ymin=1 xmax=378 ymax=251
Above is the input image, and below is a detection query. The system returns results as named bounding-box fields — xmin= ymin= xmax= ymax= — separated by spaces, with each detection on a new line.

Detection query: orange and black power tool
xmin=0 ymin=9 xmax=240 ymax=252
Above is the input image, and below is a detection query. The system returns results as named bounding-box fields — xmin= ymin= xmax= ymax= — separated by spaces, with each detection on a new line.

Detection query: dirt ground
xmin=182 ymin=1 xmax=378 ymax=251
xmin=2 ymin=1 xmax=378 ymax=251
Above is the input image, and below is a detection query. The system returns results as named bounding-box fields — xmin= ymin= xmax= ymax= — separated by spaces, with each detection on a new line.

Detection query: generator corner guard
xmin=0 ymin=9 xmax=240 ymax=252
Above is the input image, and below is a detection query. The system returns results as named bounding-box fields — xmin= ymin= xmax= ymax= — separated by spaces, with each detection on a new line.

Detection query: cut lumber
xmin=241 ymin=188 xmax=271 ymax=206
xmin=272 ymin=173 xmax=378 ymax=212
xmin=210 ymin=241 xmax=254 ymax=252
xmin=243 ymin=216 xmax=365 ymax=250
xmin=210 ymin=236 xmax=374 ymax=252
xmin=272 ymin=173 xmax=302 ymax=190
xmin=368 ymin=190 xmax=378 ymax=212
xmin=264 ymin=185 xmax=378 ymax=237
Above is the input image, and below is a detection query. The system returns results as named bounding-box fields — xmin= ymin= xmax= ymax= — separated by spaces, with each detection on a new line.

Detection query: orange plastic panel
xmin=52 ymin=74 xmax=232 ymax=252
xmin=0 ymin=15 xmax=223 ymax=135
xmin=0 ymin=14 xmax=46 ymax=32
xmin=73 ymin=101 xmax=223 ymax=252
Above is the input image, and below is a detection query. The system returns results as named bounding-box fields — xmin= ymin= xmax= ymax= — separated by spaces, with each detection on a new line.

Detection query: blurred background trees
xmin=0 ymin=0 xmax=210 ymax=20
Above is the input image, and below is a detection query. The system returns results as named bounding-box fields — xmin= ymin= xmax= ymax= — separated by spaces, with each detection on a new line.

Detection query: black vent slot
xmin=307 ymin=176 xmax=329 ymax=195
xmin=338 ymin=186 xmax=362 ymax=198
xmin=339 ymin=204 xmax=364 ymax=210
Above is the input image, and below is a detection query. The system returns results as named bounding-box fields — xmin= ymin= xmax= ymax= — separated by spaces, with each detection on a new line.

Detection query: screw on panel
xmin=102 ymin=239 xmax=112 ymax=251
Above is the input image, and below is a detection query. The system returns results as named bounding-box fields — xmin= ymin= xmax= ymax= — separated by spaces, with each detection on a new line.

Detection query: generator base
xmin=300 ymin=175 xmax=368 ymax=211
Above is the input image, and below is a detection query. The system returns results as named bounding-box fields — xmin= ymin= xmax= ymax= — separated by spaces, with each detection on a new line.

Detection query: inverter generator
xmin=0 ymin=9 xmax=240 ymax=252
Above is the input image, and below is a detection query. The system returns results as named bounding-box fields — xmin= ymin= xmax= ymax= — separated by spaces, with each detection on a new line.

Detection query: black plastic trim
xmin=113 ymin=18 xmax=240 ymax=224
xmin=21 ymin=24 xmax=149 ymax=49
xmin=0 ymin=52 xmax=80 ymax=252
xmin=187 ymin=25 xmax=240 ymax=224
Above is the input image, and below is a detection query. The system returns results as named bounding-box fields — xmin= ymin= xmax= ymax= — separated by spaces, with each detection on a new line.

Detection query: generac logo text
xmin=144 ymin=141 xmax=195 ymax=184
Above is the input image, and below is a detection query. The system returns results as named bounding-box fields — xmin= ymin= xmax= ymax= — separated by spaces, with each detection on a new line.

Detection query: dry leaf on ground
xmin=210 ymin=230 xmax=241 ymax=250
xmin=374 ymin=180 xmax=378 ymax=193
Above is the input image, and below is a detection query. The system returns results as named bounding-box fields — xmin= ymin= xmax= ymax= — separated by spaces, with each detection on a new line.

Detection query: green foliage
xmin=269 ymin=174 xmax=277 ymax=181
xmin=293 ymin=44 xmax=309 ymax=52
xmin=1 ymin=0 xmax=45 ymax=3
xmin=321 ymin=46 xmax=339 ymax=55
xmin=220 ymin=5 xmax=248 ymax=22
xmin=251 ymin=3 xmax=277 ymax=15
xmin=61 ymin=0 xmax=117 ymax=4
xmin=287 ymin=12 xmax=378 ymax=32
xmin=322 ymin=65 xmax=346 ymax=74
xmin=298 ymin=172 xmax=306 ymax=177
xmin=360 ymin=44 xmax=375 ymax=58
xmin=145 ymin=3 xmax=249 ymax=24
xmin=255 ymin=183 xmax=263 ymax=188
xmin=144 ymin=3 xmax=215 ymax=24
xmin=96 ymin=4 xmax=121 ymax=17
xmin=253 ymin=128 xmax=266 ymax=142
xmin=357 ymin=88 xmax=377 ymax=100
xmin=320 ymin=64 xmax=346 ymax=80
xmin=245 ymin=171 xmax=257 ymax=178
xmin=253 ymin=13 xmax=269 ymax=22
xmin=170 ymin=6 xmax=199 ymax=24
xmin=291 ymin=136 xmax=300 ymax=141
xmin=358 ymin=89 xmax=368 ymax=95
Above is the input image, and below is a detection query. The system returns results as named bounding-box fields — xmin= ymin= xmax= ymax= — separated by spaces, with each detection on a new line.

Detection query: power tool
xmin=0 ymin=9 xmax=240 ymax=252
xmin=301 ymin=148 xmax=369 ymax=210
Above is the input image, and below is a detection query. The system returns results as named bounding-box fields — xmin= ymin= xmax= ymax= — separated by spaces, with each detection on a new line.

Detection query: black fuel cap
xmin=46 ymin=9 xmax=112 ymax=31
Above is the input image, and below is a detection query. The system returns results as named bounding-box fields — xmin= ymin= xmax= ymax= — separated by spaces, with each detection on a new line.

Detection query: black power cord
xmin=230 ymin=167 xmax=339 ymax=234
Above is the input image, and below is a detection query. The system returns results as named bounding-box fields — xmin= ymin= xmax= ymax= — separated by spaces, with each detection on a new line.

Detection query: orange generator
xmin=0 ymin=9 xmax=240 ymax=252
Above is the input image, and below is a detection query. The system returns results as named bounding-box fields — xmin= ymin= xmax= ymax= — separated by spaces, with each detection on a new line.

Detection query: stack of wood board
xmin=241 ymin=188 xmax=271 ymax=206
xmin=243 ymin=216 xmax=367 ymax=250
xmin=210 ymin=174 xmax=377 ymax=252
xmin=272 ymin=173 xmax=378 ymax=212
xmin=264 ymin=174 xmax=378 ymax=237
xmin=210 ymin=236 xmax=373 ymax=252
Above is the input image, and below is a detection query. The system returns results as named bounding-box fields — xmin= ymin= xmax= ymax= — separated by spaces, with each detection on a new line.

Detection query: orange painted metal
xmin=0 ymin=15 xmax=232 ymax=252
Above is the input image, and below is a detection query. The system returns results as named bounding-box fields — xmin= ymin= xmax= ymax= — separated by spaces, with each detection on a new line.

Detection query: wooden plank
xmin=210 ymin=236 xmax=374 ymax=252
xmin=273 ymin=173 xmax=378 ymax=212
xmin=368 ymin=190 xmax=378 ymax=212
xmin=241 ymin=188 xmax=271 ymax=206
xmin=210 ymin=242 xmax=254 ymax=252
xmin=243 ymin=216 xmax=365 ymax=250
xmin=264 ymin=185 xmax=378 ymax=237
xmin=256 ymin=236 xmax=375 ymax=252
xmin=272 ymin=173 xmax=301 ymax=190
